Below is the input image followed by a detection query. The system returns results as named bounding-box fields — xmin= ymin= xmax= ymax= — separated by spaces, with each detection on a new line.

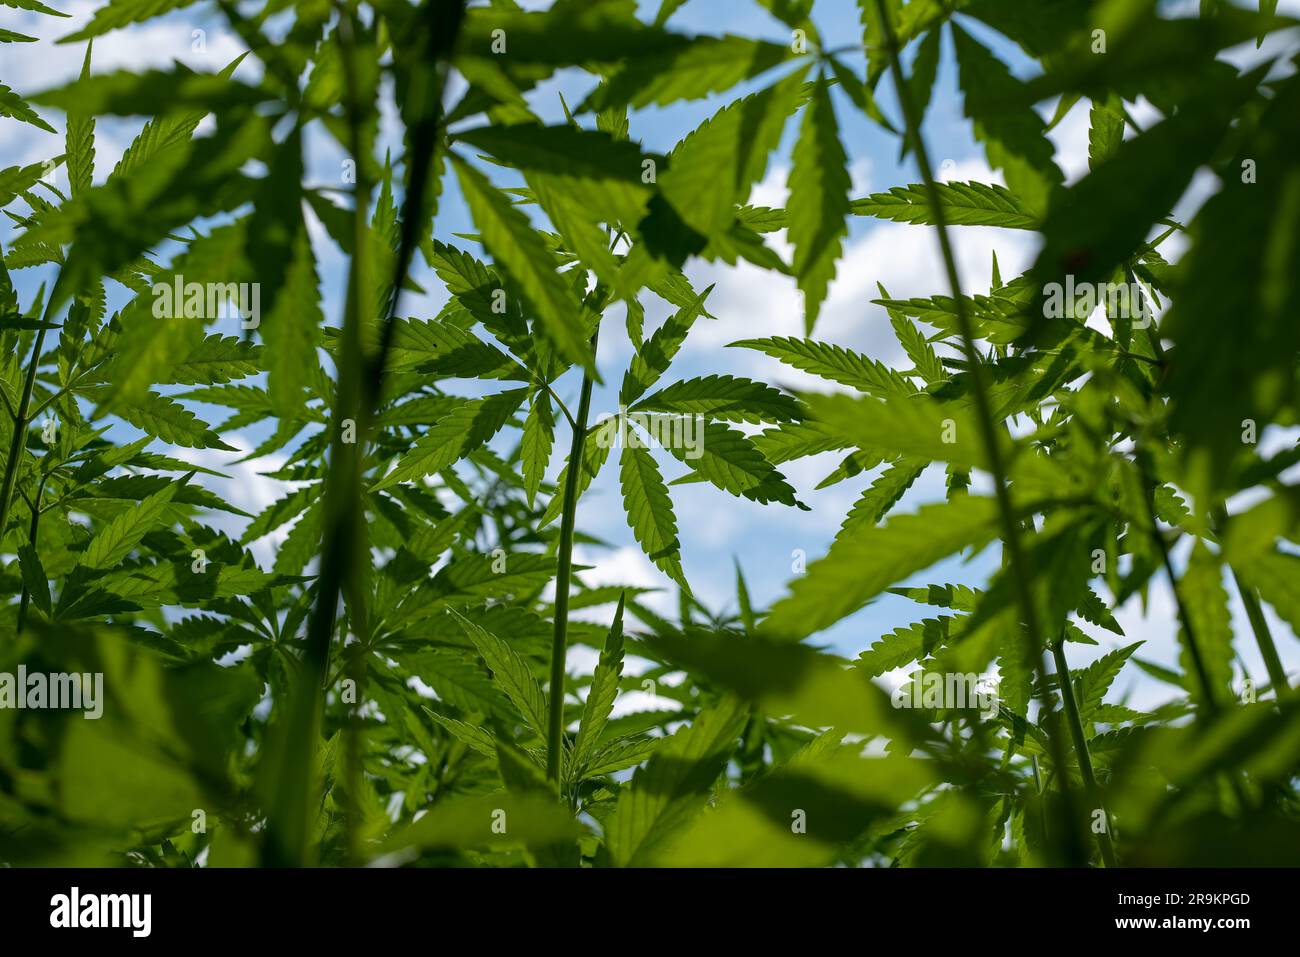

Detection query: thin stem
xmin=0 ymin=322 xmax=53 ymax=548
xmin=263 ymin=6 xmax=374 ymax=868
xmin=871 ymin=0 xmax=1084 ymax=865
xmin=545 ymin=330 xmax=599 ymax=783
xmin=1050 ymin=635 xmax=1119 ymax=867
xmin=1140 ymin=461 xmax=1219 ymax=716
xmin=1233 ymin=570 xmax=1290 ymax=699
xmin=263 ymin=0 xmax=467 ymax=866
xmin=1212 ymin=506 xmax=1290 ymax=700
xmin=16 ymin=473 xmax=49 ymax=633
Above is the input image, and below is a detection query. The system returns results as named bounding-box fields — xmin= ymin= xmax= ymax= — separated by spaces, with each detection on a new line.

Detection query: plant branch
xmin=0 ymin=318 xmax=54 ymax=551
xmin=872 ymin=0 xmax=1085 ymax=866
xmin=1050 ymin=634 xmax=1118 ymax=866
xmin=546 ymin=329 xmax=600 ymax=783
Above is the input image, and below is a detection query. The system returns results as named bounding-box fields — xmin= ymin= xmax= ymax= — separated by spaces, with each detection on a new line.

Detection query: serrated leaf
xmin=763 ymin=496 xmax=1001 ymax=640
xmin=633 ymin=374 xmax=801 ymax=424
xmin=571 ymin=595 xmax=626 ymax=776
xmin=619 ymin=443 xmax=685 ymax=588
xmin=451 ymin=154 xmax=593 ymax=377
xmin=604 ymin=696 xmax=745 ymax=866
xmin=520 ymin=392 xmax=555 ymax=509
xmin=620 ymin=286 xmax=712 ymax=405
xmin=730 ymin=335 xmax=914 ymax=397
xmin=663 ymin=419 xmax=803 ymax=508
xmin=81 ymin=480 xmax=182 ymax=569
xmin=788 ymin=76 xmax=851 ymax=333
xmin=450 ymin=610 xmax=548 ymax=739
xmin=59 ymin=0 xmax=201 ymax=43
xmin=851 ymin=181 xmax=1038 ymax=229
xmin=374 ymin=388 xmax=526 ymax=490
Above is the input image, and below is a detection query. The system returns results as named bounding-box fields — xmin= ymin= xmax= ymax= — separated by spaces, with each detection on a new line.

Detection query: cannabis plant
xmin=1 ymin=0 xmax=1298 ymax=868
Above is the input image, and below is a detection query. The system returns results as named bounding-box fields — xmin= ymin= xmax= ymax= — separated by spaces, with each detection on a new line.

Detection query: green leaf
xmin=620 ymin=285 xmax=712 ymax=404
xmin=653 ymin=745 xmax=932 ymax=867
xmin=81 ymin=479 xmax=183 ymax=569
xmin=633 ymin=374 xmax=801 ymax=424
xmin=2 ymin=0 xmax=70 ymax=17
xmin=650 ymin=631 xmax=924 ymax=741
xmin=380 ymin=792 xmax=583 ymax=856
xmin=1075 ymin=641 xmax=1143 ymax=722
xmin=1 ymin=157 xmax=63 ymax=208
xmin=112 ymin=53 xmax=251 ymax=181
xmin=655 ymin=64 xmax=810 ymax=239
xmin=32 ymin=68 xmax=269 ymax=115
xmin=762 ymin=496 xmax=1001 ymax=640
xmin=450 ymin=610 xmax=549 ymax=739
xmin=1241 ymin=549 xmax=1300 ymax=640
xmin=1087 ymin=95 xmax=1125 ymax=171
xmin=539 ymin=416 xmax=616 ymax=528
xmin=604 ymin=696 xmax=746 ymax=866
xmin=520 ymin=392 xmax=555 ymax=509
xmin=884 ymin=293 xmax=947 ymax=384
xmin=730 ymin=335 xmax=914 ymax=397
xmin=619 ymin=443 xmax=686 ymax=588
xmin=108 ymin=392 xmax=236 ymax=450
xmin=851 ymin=181 xmax=1038 ymax=229
xmin=451 ymin=153 xmax=593 ymax=377
xmin=571 ymin=595 xmax=626 ymax=777
xmin=799 ymin=391 xmax=990 ymax=470
xmin=65 ymin=43 xmax=96 ymax=197
xmin=0 ymin=80 xmax=56 ymax=133
xmin=59 ymin=0 xmax=201 ymax=42
xmin=952 ymin=24 xmax=1064 ymax=216
xmin=1176 ymin=543 xmax=1235 ymax=708
xmin=787 ymin=75 xmax=851 ymax=333
xmin=835 ymin=459 xmax=925 ymax=544
xmin=373 ymin=388 xmax=527 ymax=490
xmin=663 ymin=419 xmax=804 ymax=508
xmin=857 ymin=616 xmax=963 ymax=677
xmin=248 ymin=127 xmax=322 ymax=421
xmin=17 ymin=544 xmax=52 ymax=617
xmin=585 ymin=35 xmax=793 ymax=110
xmin=455 ymin=124 xmax=651 ymax=227
xmin=168 ymin=334 xmax=262 ymax=386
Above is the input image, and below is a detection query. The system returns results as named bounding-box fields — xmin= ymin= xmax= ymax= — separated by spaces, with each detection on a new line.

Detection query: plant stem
xmin=871 ymin=0 xmax=1085 ymax=865
xmin=1212 ymin=507 xmax=1290 ymax=699
xmin=1050 ymin=634 xmax=1118 ymax=867
xmin=1233 ymin=569 xmax=1290 ymax=698
xmin=16 ymin=473 xmax=49 ymax=633
xmin=0 ymin=323 xmax=51 ymax=548
xmin=262 ymin=5 xmax=374 ymax=868
xmin=1140 ymin=463 xmax=1219 ymax=716
xmin=546 ymin=331 xmax=599 ymax=784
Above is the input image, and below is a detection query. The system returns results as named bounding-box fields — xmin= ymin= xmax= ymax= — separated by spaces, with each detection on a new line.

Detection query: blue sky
xmin=2 ymin=0 xmax=1299 ymax=713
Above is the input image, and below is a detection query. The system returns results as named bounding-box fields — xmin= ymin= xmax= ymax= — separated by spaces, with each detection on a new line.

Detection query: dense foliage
xmin=2 ymin=0 xmax=1299 ymax=868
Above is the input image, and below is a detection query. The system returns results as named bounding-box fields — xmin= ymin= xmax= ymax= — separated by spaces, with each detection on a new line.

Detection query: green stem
xmin=0 ymin=323 xmax=52 ymax=548
xmin=871 ymin=0 xmax=1084 ymax=865
xmin=1050 ymin=635 xmax=1118 ymax=867
xmin=546 ymin=332 xmax=599 ymax=784
xmin=16 ymin=473 xmax=49 ymax=633
xmin=1212 ymin=507 xmax=1290 ymax=700
xmin=1141 ymin=462 xmax=1219 ymax=716
xmin=1233 ymin=570 xmax=1290 ymax=699
xmin=262 ymin=6 xmax=373 ymax=868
